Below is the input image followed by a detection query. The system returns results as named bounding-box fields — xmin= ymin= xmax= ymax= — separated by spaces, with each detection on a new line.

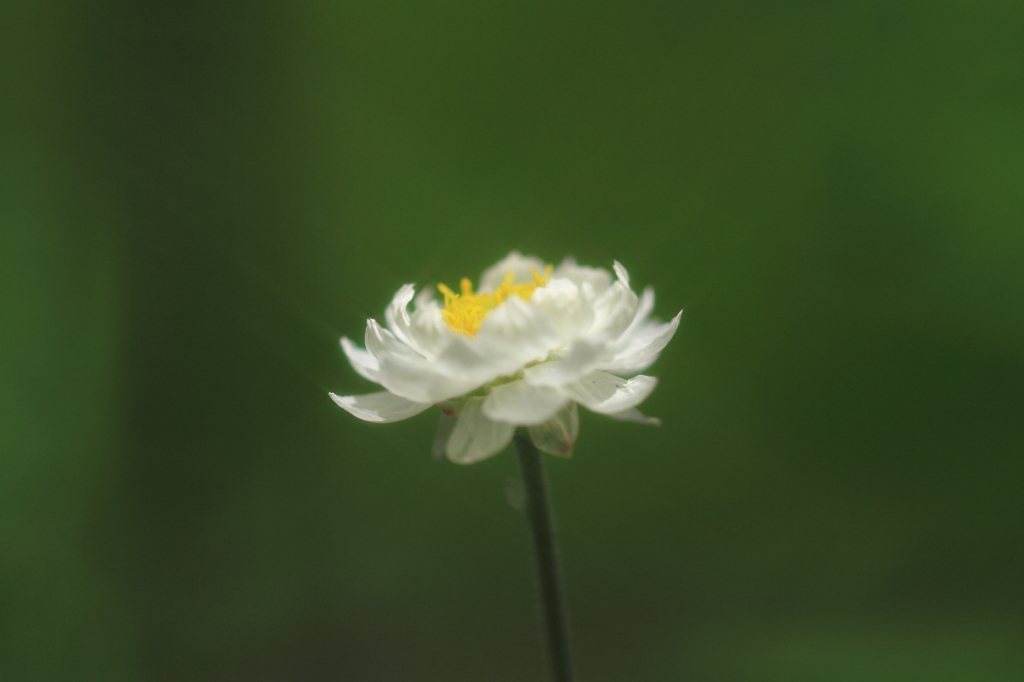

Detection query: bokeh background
xmin=3 ymin=1 xmax=1023 ymax=679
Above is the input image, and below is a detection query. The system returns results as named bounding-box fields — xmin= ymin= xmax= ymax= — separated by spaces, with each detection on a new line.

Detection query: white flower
xmin=331 ymin=252 xmax=681 ymax=464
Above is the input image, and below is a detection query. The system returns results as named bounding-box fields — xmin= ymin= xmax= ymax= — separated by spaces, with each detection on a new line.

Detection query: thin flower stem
xmin=513 ymin=429 xmax=574 ymax=682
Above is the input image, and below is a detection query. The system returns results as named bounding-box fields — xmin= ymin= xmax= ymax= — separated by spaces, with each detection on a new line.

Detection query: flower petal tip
xmin=612 ymin=260 xmax=630 ymax=285
xmin=606 ymin=406 xmax=661 ymax=426
xmin=329 ymin=390 xmax=432 ymax=423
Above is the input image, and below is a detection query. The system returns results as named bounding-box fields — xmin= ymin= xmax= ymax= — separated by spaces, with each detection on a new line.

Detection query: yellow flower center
xmin=438 ymin=265 xmax=553 ymax=337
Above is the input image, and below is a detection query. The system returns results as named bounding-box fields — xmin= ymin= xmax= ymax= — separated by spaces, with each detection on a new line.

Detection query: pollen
xmin=438 ymin=265 xmax=553 ymax=337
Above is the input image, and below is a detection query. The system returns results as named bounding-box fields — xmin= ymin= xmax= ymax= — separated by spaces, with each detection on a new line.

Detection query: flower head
xmin=331 ymin=252 xmax=681 ymax=463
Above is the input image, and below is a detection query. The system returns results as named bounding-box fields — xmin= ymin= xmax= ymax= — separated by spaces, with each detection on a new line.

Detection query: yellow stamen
xmin=437 ymin=265 xmax=552 ymax=337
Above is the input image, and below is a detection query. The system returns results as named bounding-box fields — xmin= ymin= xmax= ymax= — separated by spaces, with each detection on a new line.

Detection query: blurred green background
xmin=3 ymin=0 xmax=1023 ymax=679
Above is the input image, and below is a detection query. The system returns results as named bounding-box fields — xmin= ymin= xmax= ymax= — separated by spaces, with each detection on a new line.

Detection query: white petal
xmin=329 ymin=391 xmax=432 ymax=423
xmin=482 ymin=381 xmax=569 ymax=426
xmin=613 ymin=260 xmax=631 ymax=287
xmin=591 ymin=280 xmax=619 ymax=323
xmin=364 ymin=318 xmax=417 ymax=362
xmin=431 ymin=413 xmax=459 ymax=459
xmin=384 ymin=284 xmax=424 ymax=355
xmin=527 ymin=402 xmax=580 ymax=457
xmin=377 ymin=353 xmax=480 ymax=404
xmin=445 ymin=397 xmax=515 ymax=464
xmin=477 ymin=296 xmax=559 ymax=360
xmin=414 ymin=286 xmax=437 ymax=312
xmin=593 ymin=285 xmax=657 ymax=366
xmin=588 ymin=280 xmax=639 ymax=343
xmin=430 ymin=318 xmax=561 ymax=400
xmin=552 ymin=256 xmax=612 ymax=295
xmin=627 ymin=286 xmax=655 ymax=336
xmin=340 ymin=336 xmax=381 ymax=382
xmin=523 ymin=338 xmax=604 ymax=387
xmin=430 ymin=334 xmax=498 ymax=386
xmin=479 ymin=251 xmax=548 ymax=292
xmin=598 ymin=310 xmax=682 ymax=374
xmin=605 ymin=407 xmax=661 ymax=426
xmin=530 ymin=278 xmax=593 ymax=345
xmin=562 ymin=371 xmax=659 ymax=415
xmin=437 ymin=296 xmax=558 ymax=381
xmin=406 ymin=298 xmax=453 ymax=360
xmin=367 ymin=319 xmax=479 ymax=403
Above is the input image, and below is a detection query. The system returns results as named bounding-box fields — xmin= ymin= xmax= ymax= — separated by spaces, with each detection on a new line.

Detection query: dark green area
xmin=3 ymin=0 xmax=1022 ymax=679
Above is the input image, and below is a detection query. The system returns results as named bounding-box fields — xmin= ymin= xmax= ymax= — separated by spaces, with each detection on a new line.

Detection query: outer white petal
xmin=406 ymin=297 xmax=453 ymax=360
xmin=552 ymin=256 xmax=612 ymax=295
xmin=597 ymin=310 xmax=682 ymax=373
xmin=596 ymin=285 xmax=654 ymax=363
xmin=527 ymin=402 xmax=580 ymax=457
xmin=366 ymin=319 xmax=479 ymax=403
xmin=613 ymin=260 xmax=631 ymax=287
xmin=365 ymin=318 xmax=418 ymax=362
xmin=430 ymin=335 xmax=498 ymax=386
xmin=479 ymin=251 xmax=548 ymax=291
xmin=377 ymin=356 xmax=480 ymax=404
xmin=530 ymin=278 xmax=592 ymax=345
xmin=329 ymin=391 xmax=432 ymax=423
xmin=523 ymin=338 xmax=604 ymax=388
xmin=340 ymin=336 xmax=381 ymax=383
xmin=605 ymin=407 xmax=661 ymax=425
xmin=588 ymin=280 xmax=639 ymax=343
xmin=626 ymin=286 xmax=655 ymax=337
xmin=445 ymin=397 xmax=515 ymax=464
xmin=562 ymin=371 xmax=659 ymax=415
xmin=482 ymin=381 xmax=569 ymax=426
xmin=384 ymin=284 xmax=425 ymax=355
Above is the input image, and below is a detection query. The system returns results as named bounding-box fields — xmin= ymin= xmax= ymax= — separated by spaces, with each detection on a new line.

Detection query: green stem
xmin=513 ymin=428 xmax=574 ymax=682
